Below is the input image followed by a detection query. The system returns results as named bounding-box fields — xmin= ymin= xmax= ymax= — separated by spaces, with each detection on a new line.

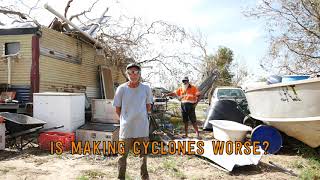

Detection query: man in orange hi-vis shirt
xmin=167 ymin=76 xmax=201 ymax=139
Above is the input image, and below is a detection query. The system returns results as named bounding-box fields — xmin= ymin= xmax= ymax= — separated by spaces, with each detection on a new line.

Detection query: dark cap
xmin=182 ymin=76 xmax=189 ymax=82
xmin=126 ymin=63 xmax=141 ymax=70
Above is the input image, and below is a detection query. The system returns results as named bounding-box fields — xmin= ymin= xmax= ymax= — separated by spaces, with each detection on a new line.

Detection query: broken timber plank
xmin=100 ymin=66 xmax=115 ymax=99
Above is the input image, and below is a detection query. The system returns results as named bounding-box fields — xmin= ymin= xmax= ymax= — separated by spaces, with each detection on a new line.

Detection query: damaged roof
xmin=0 ymin=27 xmax=39 ymax=35
xmin=0 ymin=26 xmax=99 ymax=49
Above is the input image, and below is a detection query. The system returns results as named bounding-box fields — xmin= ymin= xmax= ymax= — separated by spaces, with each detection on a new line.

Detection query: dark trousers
xmin=181 ymin=103 xmax=197 ymax=123
xmin=118 ymin=137 xmax=149 ymax=180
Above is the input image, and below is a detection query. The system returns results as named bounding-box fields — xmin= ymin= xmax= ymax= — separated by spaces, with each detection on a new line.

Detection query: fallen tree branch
xmin=69 ymin=0 xmax=99 ymax=21
xmin=0 ymin=9 xmax=27 ymax=19
xmin=64 ymin=0 xmax=73 ymax=17
xmin=0 ymin=8 xmax=41 ymax=26
xmin=27 ymin=0 xmax=41 ymax=16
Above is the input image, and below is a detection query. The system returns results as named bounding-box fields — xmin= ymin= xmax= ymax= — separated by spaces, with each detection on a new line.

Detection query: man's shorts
xmin=181 ymin=103 xmax=197 ymax=123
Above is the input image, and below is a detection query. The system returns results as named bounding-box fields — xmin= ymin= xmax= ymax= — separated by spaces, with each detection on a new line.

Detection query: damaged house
xmin=0 ymin=26 xmax=127 ymax=112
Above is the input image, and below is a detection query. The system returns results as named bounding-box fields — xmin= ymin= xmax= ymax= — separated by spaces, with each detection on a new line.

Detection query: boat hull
xmin=250 ymin=116 xmax=320 ymax=148
xmin=245 ymin=78 xmax=320 ymax=148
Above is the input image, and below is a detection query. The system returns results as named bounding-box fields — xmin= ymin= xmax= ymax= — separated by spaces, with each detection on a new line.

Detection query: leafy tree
xmin=215 ymin=47 xmax=234 ymax=85
xmin=204 ymin=47 xmax=234 ymax=86
xmin=244 ymin=0 xmax=320 ymax=74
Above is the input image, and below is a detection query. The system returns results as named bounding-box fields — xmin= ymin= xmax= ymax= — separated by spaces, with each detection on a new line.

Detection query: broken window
xmin=5 ymin=42 xmax=20 ymax=55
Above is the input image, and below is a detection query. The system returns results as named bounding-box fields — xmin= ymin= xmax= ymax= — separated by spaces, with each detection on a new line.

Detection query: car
xmin=203 ymin=87 xmax=249 ymax=130
xmin=211 ymin=87 xmax=246 ymax=103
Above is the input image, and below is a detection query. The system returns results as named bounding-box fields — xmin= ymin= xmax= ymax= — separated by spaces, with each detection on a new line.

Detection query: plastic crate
xmin=38 ymin=131 xmax=75 ymax=151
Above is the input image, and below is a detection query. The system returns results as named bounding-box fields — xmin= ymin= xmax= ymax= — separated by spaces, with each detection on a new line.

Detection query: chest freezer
xmin=75 ymin=122 xmax=119 ymax=150
xmin=33 ymin=92 xmax=85 ymax=132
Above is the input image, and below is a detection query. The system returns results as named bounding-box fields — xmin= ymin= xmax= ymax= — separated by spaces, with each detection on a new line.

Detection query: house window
xmin=5 ymin=42 xmax=20 ymax=55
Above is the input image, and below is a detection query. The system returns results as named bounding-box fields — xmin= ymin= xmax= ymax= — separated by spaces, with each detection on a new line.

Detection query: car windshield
xmin=217 ymin=89 xmax=245 ymax=99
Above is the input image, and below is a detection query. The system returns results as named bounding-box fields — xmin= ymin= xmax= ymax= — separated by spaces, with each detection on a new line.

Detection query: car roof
xmin=216 ymin=86 xmax=243 ymax=90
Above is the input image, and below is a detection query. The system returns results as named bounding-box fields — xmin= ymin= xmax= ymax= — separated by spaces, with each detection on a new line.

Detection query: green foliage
xmin=216 ymin=47 xmax=234 ymax=86
xmin=78 ymin=169 xmax=106 ymax=179
xmin=162 ymin=158 xmax=187 ymax=179
xmin=293 ymin=143 xmax=320 ymax=179
xmin=203 ymin=46 xmax=234 ymax=86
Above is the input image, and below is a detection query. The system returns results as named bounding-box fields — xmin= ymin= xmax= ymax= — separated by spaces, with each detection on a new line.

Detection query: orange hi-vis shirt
xmin=175 ymin=84 xmax=201 ymax=103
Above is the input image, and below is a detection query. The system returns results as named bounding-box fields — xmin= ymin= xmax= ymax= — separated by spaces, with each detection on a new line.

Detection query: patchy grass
xmin=300 ymin=168 xmax=320 ymax=180
xmin=162 ymin=158 xmax=177 ymax=170
xmin=195 ymin=103 xmax=208 ymax=121
xmin=79 ymin=169 xmax=106 ymax=179
xmin=0 ymin=168 xmax=10 ymax=174
xmin=125 ymin=174 xmax=133 ymax=180
xmin=33 ymin=158 xmax=49 ymax=166
xmin=291 ymin=159 xmax=305 ymax=169
xmin=169 ymin=117 xmax=184 ymax=128
xmin=162 ymin=158 xmax=187 ymax=179
xmin=299 ymin=157 xmax=320 ymax=179
xmin=290 ymin=143 xmax=320 ymax=179
xmin=167 ymin=102 xmax=182 ymax=117
xmin=0 ymin=167 xmax=16 ymax=174
xmin=195 ymin=103 xmax=208 ymax=116
xmin=76 ymin=176 xmax=89 ymax=180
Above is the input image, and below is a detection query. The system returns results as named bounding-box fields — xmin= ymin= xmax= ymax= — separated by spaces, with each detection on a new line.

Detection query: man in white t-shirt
xmin=113 ymin=63 xmax=153 ymax=180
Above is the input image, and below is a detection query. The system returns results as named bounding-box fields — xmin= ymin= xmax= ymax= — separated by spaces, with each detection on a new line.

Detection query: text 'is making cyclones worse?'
xmin=50 ymin=140 xmax=270 ymax=155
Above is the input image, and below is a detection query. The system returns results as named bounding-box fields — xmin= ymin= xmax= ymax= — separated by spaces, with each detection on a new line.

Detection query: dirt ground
xmin=0 ymin=138 xmax=312 ymax=180
xmin=0 ymin=102 xmax=319 ymax=180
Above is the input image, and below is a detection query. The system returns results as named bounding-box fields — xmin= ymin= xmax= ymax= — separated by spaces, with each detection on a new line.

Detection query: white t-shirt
xmin=112 ymin=82 xmax=153 ymax=139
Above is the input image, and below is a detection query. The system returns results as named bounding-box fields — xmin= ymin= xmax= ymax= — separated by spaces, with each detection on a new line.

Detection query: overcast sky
xmin=1 ymin=0 xmax=270 ymax=86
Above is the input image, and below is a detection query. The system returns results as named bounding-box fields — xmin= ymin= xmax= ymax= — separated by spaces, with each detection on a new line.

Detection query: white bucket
xmin=209 ymin=120 xmax=252 ymax=142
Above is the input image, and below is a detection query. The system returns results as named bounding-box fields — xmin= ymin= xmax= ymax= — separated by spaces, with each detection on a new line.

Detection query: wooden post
xmin=30 ymin=35 xmax=40 ymax=102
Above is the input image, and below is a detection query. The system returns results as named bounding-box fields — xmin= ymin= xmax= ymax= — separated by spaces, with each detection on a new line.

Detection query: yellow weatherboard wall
xmin=0 ymin=27 xmax=126 ymax=99
xmin=0 ymin=34 xmax=33 ymax=85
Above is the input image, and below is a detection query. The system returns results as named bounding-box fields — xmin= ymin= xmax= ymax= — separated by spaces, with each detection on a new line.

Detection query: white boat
xmin=245 ymin=77 xmax=320 ymax=148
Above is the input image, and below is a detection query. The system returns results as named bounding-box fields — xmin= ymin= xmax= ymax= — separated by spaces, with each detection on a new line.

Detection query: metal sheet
xmin=0 ymin=103 xmax=19 ymax=110
xmin=79 ymin=122 xmax=119 ymax=132
xmin=91 ymin=99 xmax=119 ymax=123
xmin=0 ymin=112 xmax=45 ymax=125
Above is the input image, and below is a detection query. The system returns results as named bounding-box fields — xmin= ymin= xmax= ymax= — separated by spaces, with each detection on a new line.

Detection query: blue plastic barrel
xmin=251 ymin=125 xmax=282 ymax=154
xmin=282 ymin=75 xmax=310 ymax=82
